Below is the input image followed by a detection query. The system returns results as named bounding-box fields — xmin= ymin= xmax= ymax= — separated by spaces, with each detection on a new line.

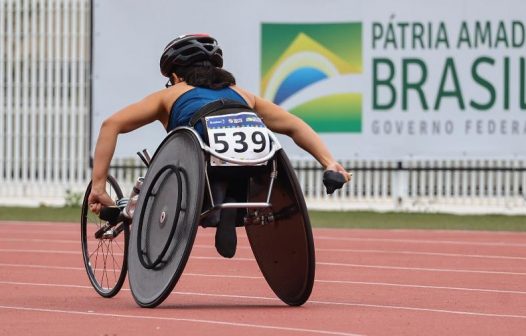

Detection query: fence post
xmin=391 ymin=161 xmax=408 ymax=209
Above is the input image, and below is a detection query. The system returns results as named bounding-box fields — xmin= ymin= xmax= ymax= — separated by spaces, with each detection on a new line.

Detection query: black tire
xmin=81 ymin=175 xmax=129 ymax=298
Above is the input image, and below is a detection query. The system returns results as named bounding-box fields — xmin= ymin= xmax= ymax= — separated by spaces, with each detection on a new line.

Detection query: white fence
xmin=0 ymin=0 xmax=91 ymax=205
xmin=298 ymin=159 xmax=526 ymax=214
xmin=105 ymin=157 xmax=526 ymax=215
xmin=1 ymin=0 xmax=525 ymax=214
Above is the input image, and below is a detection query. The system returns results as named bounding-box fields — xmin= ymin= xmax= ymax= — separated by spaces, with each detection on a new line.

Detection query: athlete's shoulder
xmin=161 ymin=82 xmax=194 ymax=102
xmin=135 ymin=83 xmax=192 ymax=116
xmin=230 ymin=85 xmax=256 ymax=108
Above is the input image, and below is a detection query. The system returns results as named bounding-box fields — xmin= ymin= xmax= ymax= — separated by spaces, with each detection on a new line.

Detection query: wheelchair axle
xmin=243 ymin=209 xmax=274 ymax=226
xmin=101 ymin=223 xmax=126 ymax=239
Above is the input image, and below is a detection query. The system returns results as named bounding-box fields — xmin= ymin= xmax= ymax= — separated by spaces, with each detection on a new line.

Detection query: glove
xmin=323 ymin=170 xmax=347 ymax=195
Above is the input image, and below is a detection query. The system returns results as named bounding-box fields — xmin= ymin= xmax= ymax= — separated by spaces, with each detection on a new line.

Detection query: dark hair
xmin=173 ymin=62 xmax=236 ymax=89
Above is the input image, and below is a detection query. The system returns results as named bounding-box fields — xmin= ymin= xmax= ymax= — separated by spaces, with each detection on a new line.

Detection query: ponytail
xmin=173 ymin=62 xmax=236 ymax=89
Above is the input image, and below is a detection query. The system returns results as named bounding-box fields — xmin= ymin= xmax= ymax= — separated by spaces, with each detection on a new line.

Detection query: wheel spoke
xmin=109 ymin=240 xmax=120 ymax=283
xmin=91 ymin=238 xmax=103 ymax=275
xmin=113 ymin=235 xmax=124 ymax=253
xmin=88 ymin=238 xmax=103 ymax=260
xmin=98 ymin=238 xmax=106 ymax=287
xmin=102 ymin=239 xmax=111 ymax=289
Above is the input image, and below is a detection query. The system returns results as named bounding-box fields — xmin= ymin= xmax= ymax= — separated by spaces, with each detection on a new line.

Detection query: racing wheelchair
xmin=81 ymin=101 xmax=346 ymax=307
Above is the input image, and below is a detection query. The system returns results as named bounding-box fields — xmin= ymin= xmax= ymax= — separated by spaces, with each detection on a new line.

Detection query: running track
xmin=0 ymin=221 xmax=525 ymax=335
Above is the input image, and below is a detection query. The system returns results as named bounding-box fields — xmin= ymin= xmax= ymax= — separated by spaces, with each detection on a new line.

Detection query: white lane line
xmin=0 ymin=249 xmax=82 ymax=255
xmin=195 ymin=244 xmax=526 ymax=261
xmin=316 ymin=248 xmax=526 ymax=261
xmin=0 ymin=230 xmax=78 ymax=235
xmin=183 ymin=275 xmax=526 ymax=295
xmin=316 ymin=236 xmax=526 ymax=248
xmin=308 ymin=300 xmax=526 ymax=320
xmin=182 ymin=275 xmax=526 ymax=295
xmin=2 ymin=249 xmax=526 ymax=276
xmin=2 ymin=224 xmax=526 ymax=247
xmin=0 ymin=263 xmax=85 ymax=271
xmin=313 ymin=228 xmax=526 ymax=236
xmin=192 ymin=256 xmax=526 ymax=276
xmin=2 ymin=263 xmax=526 ymax=296
xmin=316 ymin=280 xmax=526 ymax=295
xmin=0 ymin=222 xmax=523 ymax=238
xmin=1 ymin=281 xmax=526 ymax=320
xmin=180 ymin=290 xmax=526 ymax=320
xmin=0 ymin=221 xmax=77 ymax=227
xmin=318 ymin=261 xmax=526 ymax=276
xmin=3 ymin=240 xmax=526 ymax=261
xmin=0 ymin=281 xmax=94 ymax=290
xmin=199 ymin=231 xmax=526 ymax=246
xmin=0 ymin=238 xmax=79 ymax=244
xmin=0 ymin=305 xmax=363 ymax=336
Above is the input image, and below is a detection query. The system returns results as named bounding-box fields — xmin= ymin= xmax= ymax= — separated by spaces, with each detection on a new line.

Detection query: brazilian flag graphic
xmin=261 ymin=23 xmax=362 ymax=133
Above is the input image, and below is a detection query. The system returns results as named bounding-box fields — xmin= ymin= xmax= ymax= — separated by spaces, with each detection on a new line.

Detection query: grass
xmin=0 ymin=206 xmax=525 ymax=232
xmin=0 ymin=206 xmax=82 ymax=223
xmin=309 ymin=211 xmax=526 ymax=232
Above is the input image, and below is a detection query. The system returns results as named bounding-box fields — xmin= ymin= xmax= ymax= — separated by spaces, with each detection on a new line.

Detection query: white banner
xmin=93 ymin=0 xmax=526 ymax=160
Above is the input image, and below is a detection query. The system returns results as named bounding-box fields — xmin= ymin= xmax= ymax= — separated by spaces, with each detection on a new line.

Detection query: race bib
xmin=205 ymin=112 xmax=271 ymax=166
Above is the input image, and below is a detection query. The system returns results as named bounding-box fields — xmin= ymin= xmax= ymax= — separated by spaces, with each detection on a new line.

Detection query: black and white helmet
xmin=159 ymin=34 xmax=223 ymax=77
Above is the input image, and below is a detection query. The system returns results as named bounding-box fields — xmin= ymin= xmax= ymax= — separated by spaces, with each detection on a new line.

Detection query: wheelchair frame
xmin=83 ymin=125 xmax=315 ymax=308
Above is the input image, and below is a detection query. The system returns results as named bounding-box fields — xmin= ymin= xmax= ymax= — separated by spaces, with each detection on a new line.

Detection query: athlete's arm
xmin=252 ymin=95 xmax=350 ymax=180
xmin=89 ymin=90 xmax=169 ymax=212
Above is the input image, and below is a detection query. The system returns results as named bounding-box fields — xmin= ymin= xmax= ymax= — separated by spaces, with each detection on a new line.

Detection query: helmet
xmin=160 ymin=34 xmax=223 ymax=77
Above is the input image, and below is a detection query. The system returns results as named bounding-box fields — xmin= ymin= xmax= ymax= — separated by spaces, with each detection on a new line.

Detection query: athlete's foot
xmin=215 ymin=206 xmax=237 ymax=258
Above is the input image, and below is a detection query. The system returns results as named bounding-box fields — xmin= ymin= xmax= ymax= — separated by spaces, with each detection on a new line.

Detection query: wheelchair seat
xmin=189 ymin=101 xmax=281 ymax=228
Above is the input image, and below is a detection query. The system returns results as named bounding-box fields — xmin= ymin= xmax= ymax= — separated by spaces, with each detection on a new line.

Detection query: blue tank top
xmin=167 ymin=87 xmax=248 ymax=135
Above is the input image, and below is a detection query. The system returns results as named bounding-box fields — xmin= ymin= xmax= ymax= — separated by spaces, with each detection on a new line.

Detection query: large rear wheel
xmin=128 ymin=129 xmax=205 ymax=308
xmin=246 ymin=150 xmax=315 ymax=306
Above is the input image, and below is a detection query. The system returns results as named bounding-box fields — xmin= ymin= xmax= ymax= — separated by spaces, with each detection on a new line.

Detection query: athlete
xmin=88 ymin=34 xmax=351 ymax=257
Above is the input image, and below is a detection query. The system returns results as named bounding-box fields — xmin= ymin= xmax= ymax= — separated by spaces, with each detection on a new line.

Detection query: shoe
xmin=215 ymin=204 xmax=237 ymax=258
xmin=200 ymin=210 xmax=220 ymax=228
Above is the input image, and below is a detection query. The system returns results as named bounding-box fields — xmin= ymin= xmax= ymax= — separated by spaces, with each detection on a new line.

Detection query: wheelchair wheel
xmin=80 ymin=175 xmax=129 ymax=298
xmin=128 ymin=129 xmax=205 ymax=308
xmin=246 ymin=149 xmax=315 ymax=306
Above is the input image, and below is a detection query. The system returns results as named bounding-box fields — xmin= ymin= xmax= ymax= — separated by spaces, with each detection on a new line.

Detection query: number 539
xmin=213 ymin=131 xmax=268 ymax=154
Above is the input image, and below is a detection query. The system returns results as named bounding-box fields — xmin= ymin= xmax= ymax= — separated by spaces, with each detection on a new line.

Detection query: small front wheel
xmin=80 ymin=176 xmax=129 ymax=298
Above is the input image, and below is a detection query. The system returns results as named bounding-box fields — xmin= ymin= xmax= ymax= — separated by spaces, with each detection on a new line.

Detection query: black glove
xmin=99 ymin=206 xmax=123 ymax=225
xmin=323 ymin=170 xmax=347 ymax=195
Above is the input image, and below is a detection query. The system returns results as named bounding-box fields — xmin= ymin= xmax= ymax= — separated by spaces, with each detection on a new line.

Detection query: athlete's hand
xmin=88 ymin=188 xmax=115 ymax=215
xmin=323 ymin=161 xmax=352 ymax=195
xmin=325 ymin=161 xmax=352 ymax=182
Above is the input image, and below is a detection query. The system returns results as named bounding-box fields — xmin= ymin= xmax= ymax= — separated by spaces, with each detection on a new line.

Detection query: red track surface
xmin=1 ymin=221 xmax=526 ymax=335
